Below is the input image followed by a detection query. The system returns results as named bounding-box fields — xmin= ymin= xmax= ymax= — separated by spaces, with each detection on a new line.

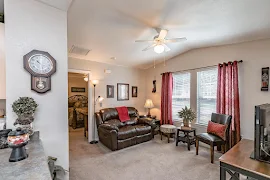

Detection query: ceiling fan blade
xmin=142 ymin=44 xmax=156 ymax=51
xmin=164 ymin=37 xmax=187 ymax=43
xmin=163 ymin=44 xmax=171 ymax=52
xmin=135 ymin=40 xmax=155 ymax=43
xmin=158 ymin=29 xmax=168 ymax=39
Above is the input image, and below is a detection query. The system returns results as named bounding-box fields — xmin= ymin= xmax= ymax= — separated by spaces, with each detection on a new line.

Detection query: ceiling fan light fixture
xmin=154 ymin=45 xmax=165 ymax=54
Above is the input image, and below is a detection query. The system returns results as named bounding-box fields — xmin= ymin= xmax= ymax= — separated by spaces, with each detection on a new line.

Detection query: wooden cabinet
xmin=0 ymin=23 xmax=5 ymax=99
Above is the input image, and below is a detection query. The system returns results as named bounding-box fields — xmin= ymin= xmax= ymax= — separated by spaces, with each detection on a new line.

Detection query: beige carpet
xmin=69 ymin=128 xmax=245 ymax=180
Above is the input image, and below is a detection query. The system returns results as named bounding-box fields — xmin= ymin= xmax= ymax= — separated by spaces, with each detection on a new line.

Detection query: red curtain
xmin=216 ymin=61 xmax=240 ymax=148
xmin=161 ymin=72 xmax=173 ymax=125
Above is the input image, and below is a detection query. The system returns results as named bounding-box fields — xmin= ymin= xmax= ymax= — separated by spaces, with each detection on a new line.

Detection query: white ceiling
xmin=44 ymin=0 xmax=270 ymax=68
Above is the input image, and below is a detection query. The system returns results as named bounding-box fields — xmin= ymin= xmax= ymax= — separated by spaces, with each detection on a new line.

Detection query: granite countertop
xmin=0 ymin=139 xmax=51 ymax=180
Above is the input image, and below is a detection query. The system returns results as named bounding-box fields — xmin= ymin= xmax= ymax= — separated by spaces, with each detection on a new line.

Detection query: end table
xmin=176 ymin=127 xmax=196 ymax=151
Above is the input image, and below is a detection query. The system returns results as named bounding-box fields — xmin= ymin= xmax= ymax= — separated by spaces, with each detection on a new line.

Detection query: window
xmin=197 ymin=68 xmax=218 ymax=125
xmin=172 ymin=73 xmax=190 ymax=120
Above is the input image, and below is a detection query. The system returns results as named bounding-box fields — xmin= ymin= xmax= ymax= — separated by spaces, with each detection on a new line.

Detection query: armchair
xmin=196 ymin=113 xmax=232 ymax=163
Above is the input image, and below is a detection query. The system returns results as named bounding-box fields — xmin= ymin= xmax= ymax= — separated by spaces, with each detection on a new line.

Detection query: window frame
xmin=172 ymin=66 xmax=218 ymax=126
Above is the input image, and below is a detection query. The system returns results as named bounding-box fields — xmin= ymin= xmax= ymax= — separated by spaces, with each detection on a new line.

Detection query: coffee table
xmin=176 ymin=127 xmax=196 ymax=151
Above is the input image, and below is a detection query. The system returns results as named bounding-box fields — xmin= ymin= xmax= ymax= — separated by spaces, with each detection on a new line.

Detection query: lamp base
xmin=90 ymin=140 xmax=98 ymax=144
xmin=147 ymin=108 xmax=151 ymax=117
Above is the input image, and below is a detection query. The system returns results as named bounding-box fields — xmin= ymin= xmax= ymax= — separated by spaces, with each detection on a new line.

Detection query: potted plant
xmin=178 ymin=106 xmax=196 ymax=127
xmin=12 ymin=97 xmax=38 ymax=135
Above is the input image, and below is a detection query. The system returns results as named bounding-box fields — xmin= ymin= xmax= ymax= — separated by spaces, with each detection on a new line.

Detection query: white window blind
xmin=197 ymin=68 xmax=218 ymax=125
xmin=172 ymin=73 xmax=191 ymax=120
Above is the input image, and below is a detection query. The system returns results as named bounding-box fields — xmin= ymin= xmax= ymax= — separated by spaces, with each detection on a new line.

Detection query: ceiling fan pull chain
xmin=154 ymin=55 xmax=156 ymax=69
xmin=163 ymin=52 xmax=166 ymax=66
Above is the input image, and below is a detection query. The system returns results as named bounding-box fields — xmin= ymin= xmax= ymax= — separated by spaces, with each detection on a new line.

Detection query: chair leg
xmin=196 ymin=139 xmax=199 ymax=155
xmin=167 ymin=133 xmax=170 ymax=143
xmin=217 ymin=145 xmax=221 ymax=151
xmin=221 ymin=145 xmax=225 ymax=154
xmin=210 ymin=145 xmax=214 ymax=163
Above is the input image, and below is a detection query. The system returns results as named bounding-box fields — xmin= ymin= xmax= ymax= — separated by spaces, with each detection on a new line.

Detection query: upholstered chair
xmin=196 ymin=113 xmax=232 ymax=163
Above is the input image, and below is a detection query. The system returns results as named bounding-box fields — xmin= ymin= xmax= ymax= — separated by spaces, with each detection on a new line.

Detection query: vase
xmin=183 ymin=120 xmax=190 ymax=127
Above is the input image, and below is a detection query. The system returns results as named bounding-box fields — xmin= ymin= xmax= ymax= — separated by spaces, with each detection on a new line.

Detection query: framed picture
xmin=71 ymin=87 xmax=86 ymax=92
xmin=132 ymin=86 xmax=138 ymax=97
xmin=107 ymin=85 xmax=114 ymax=98
xmin=117 ymin=83 xmax=129 ymax=101
xmin=261 ymin=67 xmax=269 ymax=91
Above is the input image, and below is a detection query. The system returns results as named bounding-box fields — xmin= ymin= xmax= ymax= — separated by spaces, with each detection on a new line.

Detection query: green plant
xmin=178 ymin=106 xmax=196 ymax=122
xmin=12 ymin=97 xmax=38 ymax=116
xmin=12 ymin=97 xmax=38 ymax=125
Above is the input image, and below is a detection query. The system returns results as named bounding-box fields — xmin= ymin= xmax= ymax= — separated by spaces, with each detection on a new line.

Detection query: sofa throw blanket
xmin=116 ymin=106 xmax=130 ymax=122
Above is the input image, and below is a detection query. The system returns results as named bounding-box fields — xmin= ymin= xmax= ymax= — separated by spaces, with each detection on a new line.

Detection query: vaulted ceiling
xmin=3 ymin=0 xmax=270 ymax=69
xmin=67 ymin=0 xmax=270 ymax=69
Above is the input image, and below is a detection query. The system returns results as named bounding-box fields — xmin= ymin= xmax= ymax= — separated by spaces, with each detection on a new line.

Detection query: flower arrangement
xmin=178 ymin=106 xmax=196 ymax=127
xmin=12 ymin=97 xmax=38 ymax=125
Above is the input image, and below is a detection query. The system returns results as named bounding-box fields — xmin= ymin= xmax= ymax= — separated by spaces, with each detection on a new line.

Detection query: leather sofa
xmin=95 ymin=107 xmax=157 ymax=151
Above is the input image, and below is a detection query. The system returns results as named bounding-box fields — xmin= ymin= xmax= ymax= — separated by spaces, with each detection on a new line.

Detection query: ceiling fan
xmin=135 ymin=28 xmax=187 ymax=54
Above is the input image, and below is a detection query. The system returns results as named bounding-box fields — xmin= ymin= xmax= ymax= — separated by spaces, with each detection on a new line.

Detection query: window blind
xmin=197 ymin=68 xmax=218 ymax=125
xmin=172 ymin=72 xmax=191 ymax=120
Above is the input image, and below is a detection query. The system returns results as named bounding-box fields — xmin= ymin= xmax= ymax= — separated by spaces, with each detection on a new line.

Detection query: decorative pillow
xmin=207 ymin=121 xmax=226 ymax=141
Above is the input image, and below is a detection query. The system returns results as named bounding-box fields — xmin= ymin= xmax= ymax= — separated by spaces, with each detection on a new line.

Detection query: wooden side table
xmin=176 ymin=127 xmax=196 ymax=151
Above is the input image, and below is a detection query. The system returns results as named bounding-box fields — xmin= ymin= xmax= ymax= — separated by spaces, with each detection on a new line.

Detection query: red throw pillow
xmin=207 ymin=121 xmax=226 ymax=141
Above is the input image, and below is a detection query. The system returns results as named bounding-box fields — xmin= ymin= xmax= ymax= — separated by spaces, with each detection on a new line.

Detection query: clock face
xmin=28 ymin=54 xmax=53 ymax=74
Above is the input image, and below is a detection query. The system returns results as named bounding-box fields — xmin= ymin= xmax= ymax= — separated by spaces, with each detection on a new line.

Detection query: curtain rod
xmin=160 ymin=60 xmax=243 ymax=75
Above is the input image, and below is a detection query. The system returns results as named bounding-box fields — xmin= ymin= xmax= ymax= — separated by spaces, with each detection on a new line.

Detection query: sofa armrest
xmin=138 ymin=118 xmax=157 ymax=129
xmin=95 ymin=112 xmax=103 ymax=127
xmin=99 ymin=124 xmax=119 ymax=132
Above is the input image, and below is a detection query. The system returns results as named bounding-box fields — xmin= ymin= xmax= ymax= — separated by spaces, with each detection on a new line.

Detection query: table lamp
xmin=144 ymin=99 xmax=154 ymax=117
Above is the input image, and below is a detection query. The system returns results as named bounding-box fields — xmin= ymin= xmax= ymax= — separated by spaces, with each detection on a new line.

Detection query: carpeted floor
xmin=69 ymin=128 xmax=245 ymax=180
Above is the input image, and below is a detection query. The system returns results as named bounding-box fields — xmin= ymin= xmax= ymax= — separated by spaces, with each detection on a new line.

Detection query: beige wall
xmin=145 ymin=39 xmax=270 ymax=140
xmin=5 ymin=0 xmax=69 ymax=173
xmin=68 ymin=75 xmax=88 ymax=97
xmin=69 ymin=58 xmax=147 ymax=114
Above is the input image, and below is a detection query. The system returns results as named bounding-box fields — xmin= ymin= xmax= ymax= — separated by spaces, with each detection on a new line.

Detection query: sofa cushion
xmin=118 ymin=126 xmax=136 ymax=140
xmin=197 ymin=133 xmax=224 ymax=143
xmin=100 ymin=108 xmax=119 ymax=121
xmin=133 ymin=125 xmax=151 ymax=136
xmin=100 ymin=107 xmax=139 ymax=122
xmin=125 ymin=117 xmax=138 ymax=126
xmin=104 ymin=119 xmax=124 ymax=127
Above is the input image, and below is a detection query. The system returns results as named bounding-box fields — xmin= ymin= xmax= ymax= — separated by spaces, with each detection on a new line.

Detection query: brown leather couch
xmin=95 ymin=107 xmax=157 ymax=151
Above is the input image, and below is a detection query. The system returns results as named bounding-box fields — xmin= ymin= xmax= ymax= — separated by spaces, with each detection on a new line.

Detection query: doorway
xmin=68 ymin=69 xmax=93 ymax=143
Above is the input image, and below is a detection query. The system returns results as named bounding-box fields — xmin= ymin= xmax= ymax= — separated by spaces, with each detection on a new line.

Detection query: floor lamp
xmin=90 ymin=80 xmax=102 ymax=144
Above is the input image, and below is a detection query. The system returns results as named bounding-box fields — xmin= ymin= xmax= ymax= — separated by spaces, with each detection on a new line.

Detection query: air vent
xmin=69 ymin=45 xmax=91 ymax=56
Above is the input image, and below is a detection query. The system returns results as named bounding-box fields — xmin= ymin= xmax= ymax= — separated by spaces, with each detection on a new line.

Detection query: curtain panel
xmin=161 ymin=72 xmax=173 ymax=125
xmin=216 ymin=61 xmax=241 ymax=148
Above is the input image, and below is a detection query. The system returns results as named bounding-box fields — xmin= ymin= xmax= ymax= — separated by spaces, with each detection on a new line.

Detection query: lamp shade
xmin=98 ymin=97 xmax=104 ymax=102
xmin=144 ymin=99 xmax=154 ymax=108
xmin=92 ymin=80 xmax=99 ymax=85
xmin=84 ymin=77 xmax=88 ymax=82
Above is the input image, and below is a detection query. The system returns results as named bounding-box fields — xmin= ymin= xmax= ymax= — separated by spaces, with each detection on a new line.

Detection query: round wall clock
xmin=24 ymin=50 xmax=57 ymax=93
